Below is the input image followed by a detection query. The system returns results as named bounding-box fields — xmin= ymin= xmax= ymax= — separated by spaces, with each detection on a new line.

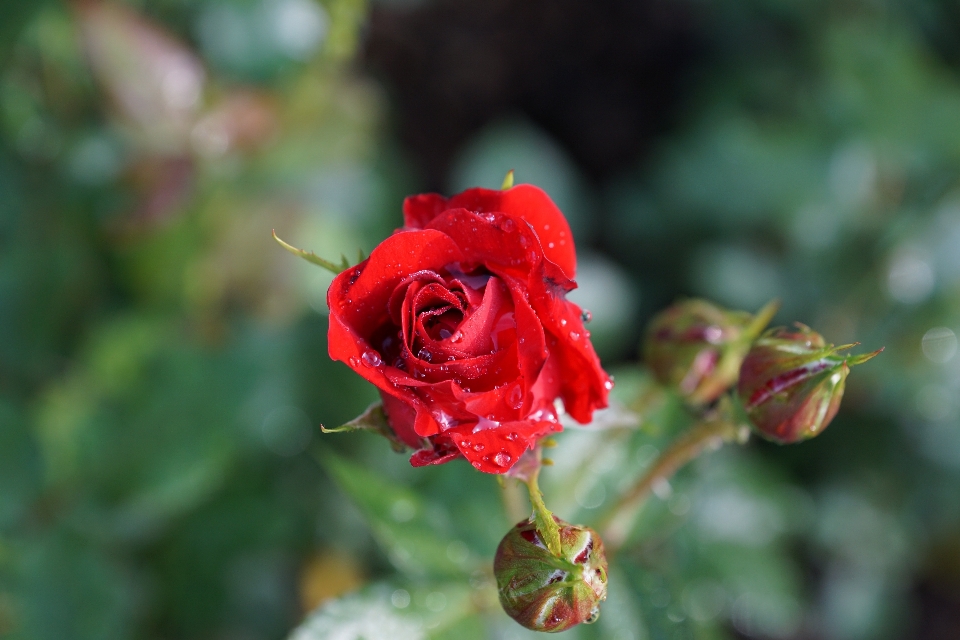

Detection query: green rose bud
xmin=737 ymin=324 xmax=882 ymax=444
xmin=494 ymin=517 xmax=608 ymax=632
xmin=645 ymin=299 xmax=778 ymax=405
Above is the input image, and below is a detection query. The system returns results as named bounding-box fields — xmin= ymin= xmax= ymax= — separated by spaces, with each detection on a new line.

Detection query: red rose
xmin=326 ymin=184 xmax=612 ymax=473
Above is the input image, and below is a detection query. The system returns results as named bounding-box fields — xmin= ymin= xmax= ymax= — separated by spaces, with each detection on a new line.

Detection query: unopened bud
xmin=738 ymin=324 xmax=882 ymax=443
xmin=494 ymin=517 xmax=608 ymax=632
xmin=645 ymin=299 xmax=778 ymax=404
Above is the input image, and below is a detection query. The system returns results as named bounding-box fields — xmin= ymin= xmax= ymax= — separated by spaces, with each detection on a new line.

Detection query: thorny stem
xmin=600 ymin=415 xmax=747 ymax=553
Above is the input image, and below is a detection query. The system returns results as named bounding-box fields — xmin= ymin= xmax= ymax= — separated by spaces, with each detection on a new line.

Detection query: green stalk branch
xmin=600 ymin=416 xmax=746 ymax=553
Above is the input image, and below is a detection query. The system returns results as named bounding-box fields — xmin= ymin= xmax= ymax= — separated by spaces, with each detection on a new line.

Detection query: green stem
xmin=600 ymin=416 xmax=745 ymax=553
xmin=524 ymin=468 xmax=562 ymax=556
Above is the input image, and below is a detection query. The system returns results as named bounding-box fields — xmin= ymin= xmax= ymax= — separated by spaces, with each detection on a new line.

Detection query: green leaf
xmin=319 ymin=450 xmax=478 ymax=578
xmin=321 ymin=402 xmax=408 ymax=453
xmin=289 ymin=581 xmax=480 ymax=640
xmin=272 ymin=230 xmax=346 ymax=275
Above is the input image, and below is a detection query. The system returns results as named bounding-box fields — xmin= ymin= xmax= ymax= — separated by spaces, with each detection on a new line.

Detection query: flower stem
xmin=524 ymin=467 xmax=562 ymax=556
xmin=600 ymin=415 xmax=746 ymax=553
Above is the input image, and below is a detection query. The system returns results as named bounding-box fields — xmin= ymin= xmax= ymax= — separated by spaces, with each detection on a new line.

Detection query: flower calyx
xmin=494 ymin=517 xmax=608 ymax=632
xmin=737 ymin=323 xmax=883 ymax=443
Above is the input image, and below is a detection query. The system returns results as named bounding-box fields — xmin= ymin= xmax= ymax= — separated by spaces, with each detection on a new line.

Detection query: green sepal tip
xmin=272 ymin=229 xmax=347 ymax=275
xmin=320 ymin=401 xmax=407 ymax=453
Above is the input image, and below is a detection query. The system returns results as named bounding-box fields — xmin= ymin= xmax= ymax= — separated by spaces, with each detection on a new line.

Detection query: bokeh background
xmin=2 ymin=0 xmax=960 ymax=638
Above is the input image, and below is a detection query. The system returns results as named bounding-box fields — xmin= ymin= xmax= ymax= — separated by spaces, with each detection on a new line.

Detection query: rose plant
xmin=276 ymin=180 xmax=881 ymax=636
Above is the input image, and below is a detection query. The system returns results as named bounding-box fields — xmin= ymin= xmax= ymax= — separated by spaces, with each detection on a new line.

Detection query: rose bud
xmin=737 ymin=324 xmax=882 ymax=443
xmin=644 ymin=299 xmax=778 ymax=405
xmin=494 ymin=517 xmax=608 ymax=632
xmin=326 ymin=184 xmax=612 ymax=474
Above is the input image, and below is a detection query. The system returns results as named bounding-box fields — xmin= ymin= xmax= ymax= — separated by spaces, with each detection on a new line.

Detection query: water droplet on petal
xmin=361 ymin=350 xmax=382 ymax=367
xmin=418 ymin=348 xmax=433 ymax=362
xmin=508 ymin=384 xmax=524 ymax=409
xmin=450 ymin=330 xmax=463 ymax=343
xmin=493 ymin=452 xmax=512 ymax=467
xmin=604 ymin=379 xmax=615 ymax=390
xmin=472 ymin=443 xmax=485 ymax=452
xmin=548 ymin=242 xmax=555 ymax=249
xmin=519 ymin=235 xmax=529 ymax=247
xmin=560 ymin=318 xmax=567 ymax=327
xmin=569 ymin=332 xmax=580 ymax=341
xmin=581 ymin=310 xmax=593 ymax=323
xmin=505 ymin=432 xmax=519 ymax=441
xmin=502 ymin=218 xmax=515 ymax=232
xmin=349 ymin=356 xmax=360 ymax=367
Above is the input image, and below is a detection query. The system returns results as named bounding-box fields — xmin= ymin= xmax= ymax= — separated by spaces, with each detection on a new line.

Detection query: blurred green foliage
xmin=3 ymin=0 xmax=960 ymax=639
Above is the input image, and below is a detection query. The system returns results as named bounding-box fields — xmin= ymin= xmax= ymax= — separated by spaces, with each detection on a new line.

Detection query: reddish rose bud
xmin=737 ymin=324 xmax=882 ymax=444
xmin=494 ymin=517 xmax=608 ymax=632
xmin=645 ymin=299 xmax=778 ymax=404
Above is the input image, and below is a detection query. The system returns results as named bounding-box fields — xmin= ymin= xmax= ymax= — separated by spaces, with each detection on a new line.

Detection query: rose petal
xmin=426 ymin=208 xmax=545 ymax=281
xmin=380 ymin=391 xmax=423 ymax=449
xmin=454 ymin=275 xmax=509 ymax=355
xmin=446 ymin=419 xmax=561 ymax=473
xmin=409 ymin=433 xmax=461 ymax=467
xmin=328 ymin=230 xmax=464 ymax=424
xmin=526 ymin=276 xmax=611 ymax=423
xmin=403 ymin=192 xmax=449 ymax=230
xmin=329 ymin=229 xmax=463 ymax=340
xmin=446 ymin=185 xmax=577 ymax=278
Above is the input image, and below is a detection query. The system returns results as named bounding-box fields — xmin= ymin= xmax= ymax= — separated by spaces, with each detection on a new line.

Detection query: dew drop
xmin=502 ymin=218 xmax=515 ymax=232
xmin=543 ymin=224 xmax=551 ymax=231
xmin=418 ymin=348 xmax=433 ymax=362
xmin=528 ymin=251 xmax=539 ymax=263
xmin=493 ymin=452 xmax=512 ymax=467
xmin=548 ymin=242 xmax=555 ymax=249
xmin=581 ymin=310 xmax=593 ymax=323
xmin=505 ymin=432 xmax=519 ymax=441
xmin=361 ymin=350 xmax=382 ymax=367
xmin=349 ymin=356 xmax=360 ymax=367
xmin=508 ymin=384 xmax=524 ymax=409
xmin=560 ymin=318 xmax=567 ymax=327
xmin=569 ymin=331 xmax=580 ymax=341
xmin=439 ymin=328 xmax=452 ymax=340
xmin=519 ymin=235 xmax=529 ymax=247
xmin=472 ymin=416 xmax=501 ymax=432
xmin=472 ymin=443 xmax=485 ymax=452
xmin=450 ymin=330 xmax=463 ymax=343
xmin=604 ymin=379 xmax=614 ymax=390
